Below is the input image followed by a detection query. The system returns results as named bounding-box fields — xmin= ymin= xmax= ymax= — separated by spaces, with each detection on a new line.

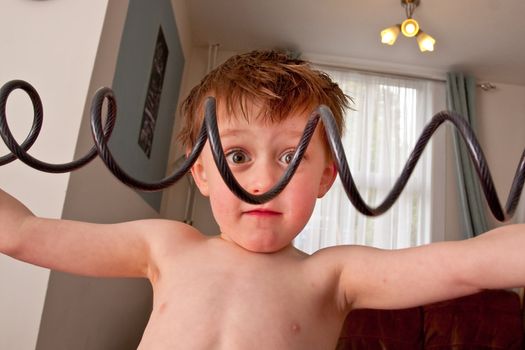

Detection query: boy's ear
xmin=190 ymin=157 xmax=210 ymax=197
xmin=317 ymin=162 xmax=337 ymax=198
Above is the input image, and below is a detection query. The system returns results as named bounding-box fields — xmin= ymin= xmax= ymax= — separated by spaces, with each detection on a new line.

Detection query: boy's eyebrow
xmin=219 ymin=128 xmax=242 ymax=138
xmin=219 ymin=129 xmax=251 ymax=141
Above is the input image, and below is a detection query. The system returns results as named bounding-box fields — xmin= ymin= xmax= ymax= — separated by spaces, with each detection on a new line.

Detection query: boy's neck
xmin=216 ymin=233 xmax=303 ymax=256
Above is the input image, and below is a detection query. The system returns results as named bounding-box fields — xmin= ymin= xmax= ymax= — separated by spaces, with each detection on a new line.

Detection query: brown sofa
xmin=337 ymin=289 xmax=523 ymax=349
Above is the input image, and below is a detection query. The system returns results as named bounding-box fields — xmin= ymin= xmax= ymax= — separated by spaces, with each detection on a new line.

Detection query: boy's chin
xmin=221 ymin=233 xmax=295 ymax=254
xmin=243 ymin=243 xmax=291 ymax=254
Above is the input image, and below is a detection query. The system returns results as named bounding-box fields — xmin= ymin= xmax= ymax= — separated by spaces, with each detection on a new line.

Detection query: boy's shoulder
xmin=137 ymin=219 xmax=203 ymax=262
xmin=306 ymin=244 xmax=369 ymax=266
xmin=140 ymin=219 xmax=205 ymax=280
xmin=144 ymin=218 xmax=204 ymax=247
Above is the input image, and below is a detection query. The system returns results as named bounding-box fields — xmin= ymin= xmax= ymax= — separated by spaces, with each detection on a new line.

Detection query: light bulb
xmin=401 ymin=18 xmax=419 ymax=37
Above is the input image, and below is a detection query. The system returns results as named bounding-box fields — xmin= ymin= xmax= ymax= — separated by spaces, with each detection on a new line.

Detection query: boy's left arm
xmin=315 ymin=223 xmax=525 ymax=311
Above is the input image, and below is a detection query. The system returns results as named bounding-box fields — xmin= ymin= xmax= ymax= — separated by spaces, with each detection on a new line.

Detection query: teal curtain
xmin=446 ymin=73 xmax=489 ymax=237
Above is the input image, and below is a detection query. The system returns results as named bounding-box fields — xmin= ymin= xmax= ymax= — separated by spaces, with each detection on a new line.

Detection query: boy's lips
xmin=243 ymin=208 xmax=282 ymax=217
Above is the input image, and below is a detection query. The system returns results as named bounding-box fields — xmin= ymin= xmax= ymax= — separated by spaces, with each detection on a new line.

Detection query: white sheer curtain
xmin=294 ymin=67 xmax=445 ymax=254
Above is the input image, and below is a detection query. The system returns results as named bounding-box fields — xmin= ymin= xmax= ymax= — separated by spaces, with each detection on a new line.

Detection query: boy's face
xmin=191 ymin=99 xmax=336 ymax=253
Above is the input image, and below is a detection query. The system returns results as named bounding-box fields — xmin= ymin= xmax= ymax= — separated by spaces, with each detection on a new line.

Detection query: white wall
xmin=0 ymin=1 xmax=109 ymax=349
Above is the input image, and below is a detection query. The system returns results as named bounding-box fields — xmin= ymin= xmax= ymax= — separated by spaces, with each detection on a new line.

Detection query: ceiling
xmin=185 ymin=0 xmax=525 ymax=86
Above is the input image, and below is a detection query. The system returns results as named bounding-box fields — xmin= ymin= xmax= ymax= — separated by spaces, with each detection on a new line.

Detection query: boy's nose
xmin=248 ymin=162 xmax=280 ymax=194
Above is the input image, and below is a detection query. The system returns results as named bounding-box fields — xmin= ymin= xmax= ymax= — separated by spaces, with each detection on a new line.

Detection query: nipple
xmin=290 ymin=322 xmax=301 ymax=334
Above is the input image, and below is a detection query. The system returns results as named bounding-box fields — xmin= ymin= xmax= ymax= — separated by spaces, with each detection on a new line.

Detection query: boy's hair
xmin=178 ymin=50 xmax=351 ymax=154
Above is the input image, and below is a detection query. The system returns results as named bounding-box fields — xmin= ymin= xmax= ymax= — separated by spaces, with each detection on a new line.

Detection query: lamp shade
xmin=381 ymin=25 xmax=401 ymax=45
xmin=416 ymin=31 xmax=436 ymax=51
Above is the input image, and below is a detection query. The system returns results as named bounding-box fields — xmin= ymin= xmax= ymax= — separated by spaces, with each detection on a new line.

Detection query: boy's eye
xmin=279 ymin=150 xmax=296 ymax=165
xmin=226 ymin=150 xmax=251 ymax=164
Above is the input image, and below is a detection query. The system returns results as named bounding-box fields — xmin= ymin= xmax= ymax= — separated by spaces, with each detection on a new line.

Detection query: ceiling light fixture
xmin=380 ymin=0 xmax=436 ymax=52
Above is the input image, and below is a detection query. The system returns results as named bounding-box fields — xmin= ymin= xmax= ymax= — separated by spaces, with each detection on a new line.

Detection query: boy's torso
xmin=138 ymin=235 xmax=346 ymax=349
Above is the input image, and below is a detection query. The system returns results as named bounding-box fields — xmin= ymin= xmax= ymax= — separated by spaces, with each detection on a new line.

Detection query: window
xmin=294 ymin=67 xmax=446 ymax=254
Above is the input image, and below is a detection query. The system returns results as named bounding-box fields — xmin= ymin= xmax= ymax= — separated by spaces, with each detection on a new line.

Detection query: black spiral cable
xmin=1 ymin=80 xmax=524 ymax=222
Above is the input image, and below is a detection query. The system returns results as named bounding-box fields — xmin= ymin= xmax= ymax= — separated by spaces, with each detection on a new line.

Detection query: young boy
xmin=1 ymin=50 xmax=524 ymax=349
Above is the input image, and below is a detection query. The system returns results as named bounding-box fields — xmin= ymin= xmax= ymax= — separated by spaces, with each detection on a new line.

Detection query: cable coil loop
xmin=1 ymin=80 xmax=524 ymax=221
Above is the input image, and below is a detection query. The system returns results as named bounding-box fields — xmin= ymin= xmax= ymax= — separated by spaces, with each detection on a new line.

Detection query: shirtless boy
xmin=1 ymin=50 xmax=525 ymax=349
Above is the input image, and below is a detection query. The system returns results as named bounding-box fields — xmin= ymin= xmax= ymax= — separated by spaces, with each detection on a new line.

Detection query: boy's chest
xmin=142 ymin=252 xmax=344 ymax=349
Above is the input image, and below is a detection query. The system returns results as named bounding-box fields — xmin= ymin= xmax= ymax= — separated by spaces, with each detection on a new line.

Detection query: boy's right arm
xmin=0 ymin=188 xmax=193 ymax=280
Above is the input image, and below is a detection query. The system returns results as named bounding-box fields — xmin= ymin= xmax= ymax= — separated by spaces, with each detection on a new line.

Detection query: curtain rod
xmin=313 ymin=61 xmax=446 ymax=83
xmin=312 ymin=61 xmax=496 ymax=90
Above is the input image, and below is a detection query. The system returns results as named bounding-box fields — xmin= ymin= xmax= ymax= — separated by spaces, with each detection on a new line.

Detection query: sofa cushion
xmin=337 ymin=307 xmax=423 ymax=350
xmin=423 ymin=289 xmax=523 ymax=350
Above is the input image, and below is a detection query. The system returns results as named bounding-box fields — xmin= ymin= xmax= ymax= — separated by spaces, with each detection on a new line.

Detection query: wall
xmin=35 ymin=0 xmax=195 ymax=349
xmin=477 ymin=83 xmax=525 ymax=227
xmin=0 ymin=1 xmax=108 ymax=349
xmin=34 ymin=1 xmax=155 ymax=349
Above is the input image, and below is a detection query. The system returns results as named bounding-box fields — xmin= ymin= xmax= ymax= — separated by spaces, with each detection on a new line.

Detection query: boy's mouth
xmin=243 ymin=209 xmax=282 ymax=217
